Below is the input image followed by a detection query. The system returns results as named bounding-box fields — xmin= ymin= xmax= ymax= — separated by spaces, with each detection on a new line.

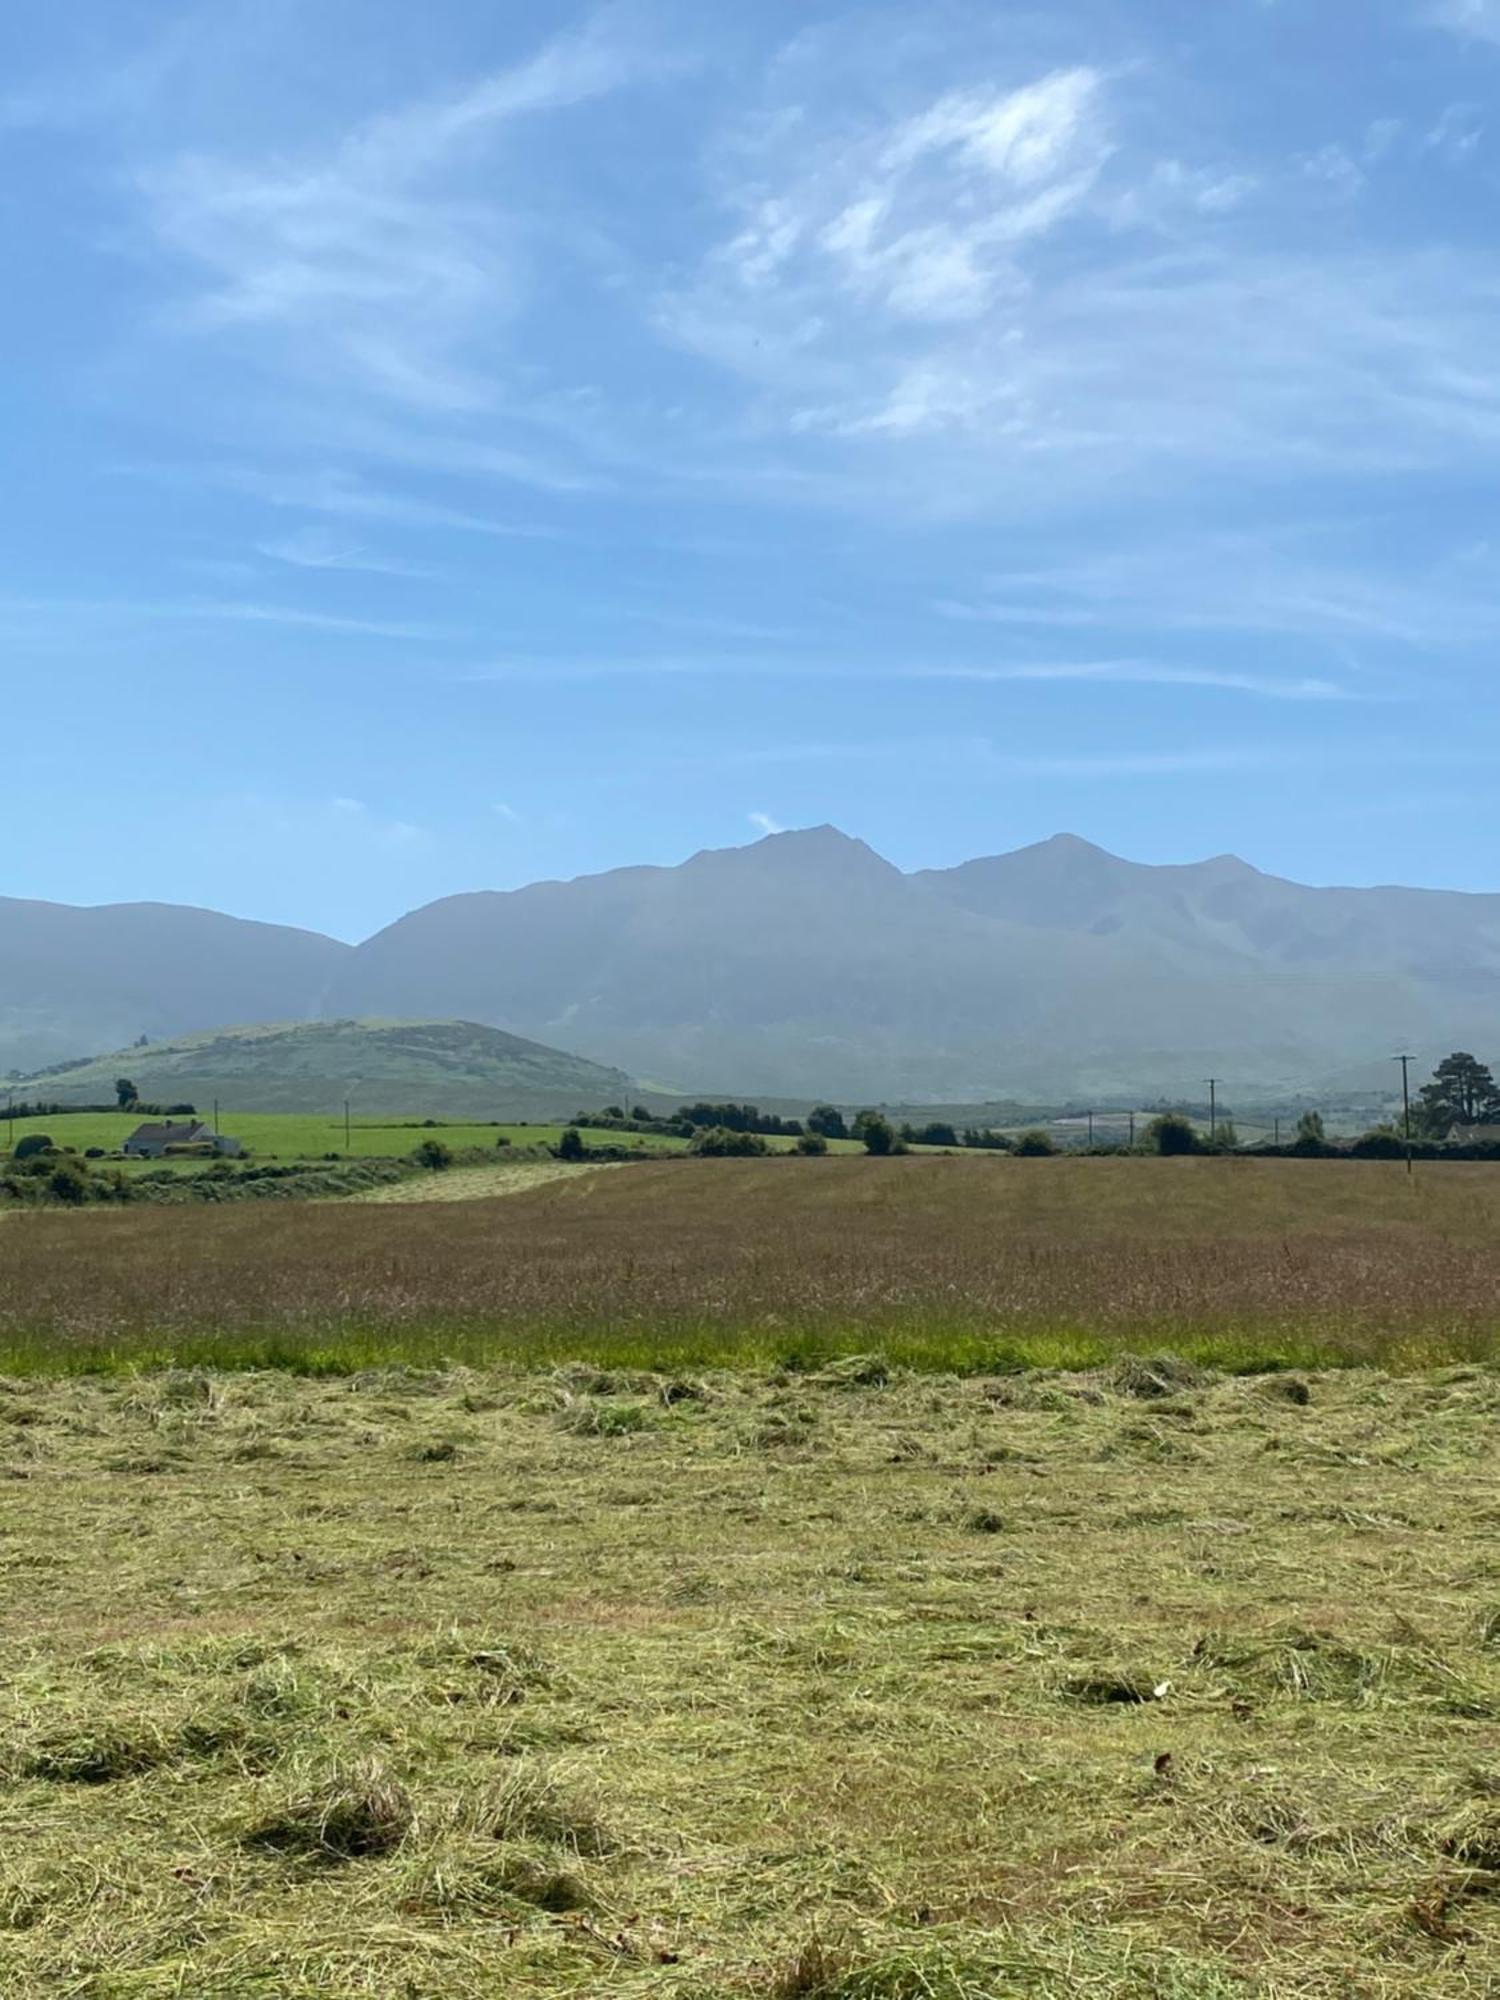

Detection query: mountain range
xmin=7 ymin=828 xmax=1499 ymax=1100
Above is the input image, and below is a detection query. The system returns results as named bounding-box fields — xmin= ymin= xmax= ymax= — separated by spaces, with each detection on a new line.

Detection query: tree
xmin=1145 ymin=1113 xmax=1199 ymax=1156
xmin=1014 ymin=1128 xmax=1056 ymax=1157
xmin=795 ymin=1131 xmax=829 ymax=1155
xmin=1293 ymin=1110 xmax=1327 ymax=1151
xmin=852 ymin=1110 xmax=897 ymax=1156
xmin=115 ymin=1077 xmax=139 ymax=1110
xmin=806 ymin=1105 xmax=848 ymax=1140
xmin=557 ymin=1127 xmax=587 ymax=1162
xmin=412 ymin=1138 xmax=453 ymax=1171
xmin=1213 ymin=1119 xmax=1240 ymax=1152
xmin=1416 ymin=1052 xmax=1500 ymax=1138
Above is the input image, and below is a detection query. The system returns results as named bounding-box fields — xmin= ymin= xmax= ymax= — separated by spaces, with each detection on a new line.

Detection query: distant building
xmin=1447 ymin=1125 xmax=1500 ymax=1149
xmin=122 ymin=1119 xmax=242 ymax=1159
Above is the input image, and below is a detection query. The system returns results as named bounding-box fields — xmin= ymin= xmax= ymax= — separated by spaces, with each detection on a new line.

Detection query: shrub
xmin=1014 ymin=1129 xmax=1056 ymax=1157
xmin=1145 ymin=1113 xmax=1200 ymax=1157
xmin=795 ymin=1132 xmax=829 ymax=1156
xmin=495 ymin=1134 xmax=512 ymax=1149
xmin=806 ymin=1104 xmax=848 ymax=1140
xmin=46 ymin=1158 xmax=91 ymax=1205
xmin=852 ymin=1110 xmax=898 ymax=1156
xmin=412 ymin=1139 xmax=453 ymax=1171
xmin=691 ymin=1126 xmax=769 ymax=1157
xmin=556 ymin=1128 xmax=587 ymax=1162
xmin=13 ymin=1135 xmax=54 ymax=1161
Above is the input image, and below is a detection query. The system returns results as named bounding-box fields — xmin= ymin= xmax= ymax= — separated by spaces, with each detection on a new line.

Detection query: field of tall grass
xmin=3 ymin=1155 xmax=1498 ymax=1375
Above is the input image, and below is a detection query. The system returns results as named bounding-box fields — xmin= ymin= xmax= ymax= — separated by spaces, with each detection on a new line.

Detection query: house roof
xmin=1449 ymin=1124 xmax=1500 ymax=1143
xmin=126 ymin=1120 xmax=213 ymax=1144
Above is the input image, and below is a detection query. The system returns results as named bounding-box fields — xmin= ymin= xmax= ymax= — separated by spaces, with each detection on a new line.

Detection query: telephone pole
xmin=1394 ymin=1054 xmax=1415 ymax=1178
xmin=1205 ymin=1079 xmax=1219 ymax=1146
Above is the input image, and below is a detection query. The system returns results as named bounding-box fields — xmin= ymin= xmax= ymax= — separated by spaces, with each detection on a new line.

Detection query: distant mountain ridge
xmin=8 ymin=829 xmax=1500 ymax=1099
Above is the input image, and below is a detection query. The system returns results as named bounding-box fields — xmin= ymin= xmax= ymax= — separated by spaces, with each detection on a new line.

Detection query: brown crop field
xmin=2 ymin=1155 xmax=1499 ymax=1375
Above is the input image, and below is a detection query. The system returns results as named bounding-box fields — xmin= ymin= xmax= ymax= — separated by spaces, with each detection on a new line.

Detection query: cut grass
xmin=3 ymin=1360 xmax=1500 ymax=1991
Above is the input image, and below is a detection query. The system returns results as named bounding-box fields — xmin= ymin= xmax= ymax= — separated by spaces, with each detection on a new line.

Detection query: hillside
xmin=14 ymin=827 xmax=1500 ymax=1101
xmin=0 ymin=897 xmax=349 ymax=1074
xmin=15 ymin=1019 xmax=636 ymax=1118
xmin=326 ymin=828 xmax=1500 ymax=1099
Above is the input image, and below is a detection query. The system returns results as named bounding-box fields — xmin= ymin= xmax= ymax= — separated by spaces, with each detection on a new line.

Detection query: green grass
xmin=3 ymin=1359 xmax=1500 ymax=1993
xmin=0 ymin=1110 xmax=690 ymax=1162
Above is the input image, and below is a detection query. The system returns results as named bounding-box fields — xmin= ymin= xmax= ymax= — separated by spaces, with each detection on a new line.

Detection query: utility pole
xmin=344 ymin=1098 xmax=352 ymax=1156
xmin=213 ymin=1098 xmax=220 ymax=1138
xmin=1274 ymin=1117 xmax=1280 ymax=1148
xmin=1205 ymin=1079 xmax=1219 ymax=1146
xmin=1394 ymin=1054 xmax=1415 ymax=1178
xmin=1129 ymin=1110 xmax=1136 ymax=1149
xmin=1087 ymin=1109 xmax=1094 ymax=1148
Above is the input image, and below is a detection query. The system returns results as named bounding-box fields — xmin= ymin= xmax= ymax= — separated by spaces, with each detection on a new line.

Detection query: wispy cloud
xmin=256 ymin=525 xmax=435 ymax=577
xmin=227 ymin=466 xmax=558 ymax=537
xmin=748 ymin=810 xmax=785 ymax=835
xmin=3 ymin=593 xmax=452 ymax=643
xmin=1427 ymin=0 xmax=1500 ymax=43
xmin=940 ymin=528 xmax=1500 ymax=650
xmin=908 ymin=658 xmax=1354 ymax=701
xmin=135 ymin=12 xmax=661 ymax=414
xmin=654 ymin=27 xmax=1500 ymax=518
xmin=460 ymin=649 xmax=1352 ymax=701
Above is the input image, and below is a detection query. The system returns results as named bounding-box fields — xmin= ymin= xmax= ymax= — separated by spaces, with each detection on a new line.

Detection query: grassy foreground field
xmin=4 ymin=1358 xmax=1500 ymax=1995
xmin=3 ymin=1156 xmax=1500 ymax=1375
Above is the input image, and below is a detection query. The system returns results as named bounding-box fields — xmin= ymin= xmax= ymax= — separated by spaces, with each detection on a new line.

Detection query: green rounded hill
xmin=18 ymin=1018 xmax=635 ymax=1119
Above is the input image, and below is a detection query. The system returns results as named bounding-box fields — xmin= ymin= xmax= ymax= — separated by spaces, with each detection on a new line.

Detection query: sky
xmin=5 ymin=0 xmax=1500 ymax=939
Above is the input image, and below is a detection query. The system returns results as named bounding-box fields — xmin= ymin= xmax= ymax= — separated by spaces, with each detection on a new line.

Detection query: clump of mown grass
xmin=1105 ymin=1353 xmax=1212 ymax=1400
xmin=555 ymin=1395 xmax=656 ymax=1437
xmin=243 ymin=1758 xmax=413 ymax=1861
xmin=478 ymin=1762 xmax=614 ymax=1857
xmin=768 ymin=1937 xmax=1034 ymax=1999
xmin=1439 ymin=1800 xmax=1500 ymax=1871
xmin=399 ymin=1838 xmax=595 ymax=1918
xmin=13 ymin=1719 xmax=176 ymax=1785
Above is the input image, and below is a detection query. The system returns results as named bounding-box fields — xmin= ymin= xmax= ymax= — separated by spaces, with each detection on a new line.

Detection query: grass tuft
xmin=244 ymin=1759 xmax=413 ymax=1862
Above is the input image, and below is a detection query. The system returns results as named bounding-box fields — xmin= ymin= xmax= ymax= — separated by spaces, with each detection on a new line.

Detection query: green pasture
xmin=0 ymin=1110 xmax=692 ymax=1163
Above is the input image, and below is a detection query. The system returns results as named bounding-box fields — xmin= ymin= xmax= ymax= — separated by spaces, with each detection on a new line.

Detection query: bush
xmin=1014 ymin=1129 xmax=1056 ymax=1156
xmin=45 ymin=1158 xmax=91 ymax=1205
xmin=495 ymin=1134 xmax=512 ymax=1149
xmin=806 ymin=1104 xmax=848 ymax=1140
xmin=556 ymin=1128 xmax=587 ymax=1162
xmin=412 ymin=1139 xmax=453 ymax=1171
xmin=795 ymin=1131 xmax=829 ymax=1156
xmin=1145 ymin=1113 xmax=1200 ymax=1157
xmin=690 ymin=1126 xmax=769 ymax=1157
xmin=852 ymin=1110 xmax=898 ymax=1156
xmin=13 ymin=1135 xmax=54 ymax=1161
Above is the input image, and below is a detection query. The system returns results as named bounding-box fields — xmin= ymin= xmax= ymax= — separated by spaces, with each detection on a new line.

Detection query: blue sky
xmin=5 ymin=0 xmax=1500 ymax=938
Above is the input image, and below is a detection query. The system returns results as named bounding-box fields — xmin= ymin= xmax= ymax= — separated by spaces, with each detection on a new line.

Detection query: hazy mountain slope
xmin=17 ymin=1019 xmax=635 ymax=1117
xmin=15 ymin=829 xmax=1500 ymax=1102
xmin=330 ymin=827 xmax=1494 ymax=1098
xmin=0 ymin=898 xmax=349 ymax=1073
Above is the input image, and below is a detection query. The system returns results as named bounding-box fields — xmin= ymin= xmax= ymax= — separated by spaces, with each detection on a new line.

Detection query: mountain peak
xmin=686 ymin=824 xmax=897 ymax=877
